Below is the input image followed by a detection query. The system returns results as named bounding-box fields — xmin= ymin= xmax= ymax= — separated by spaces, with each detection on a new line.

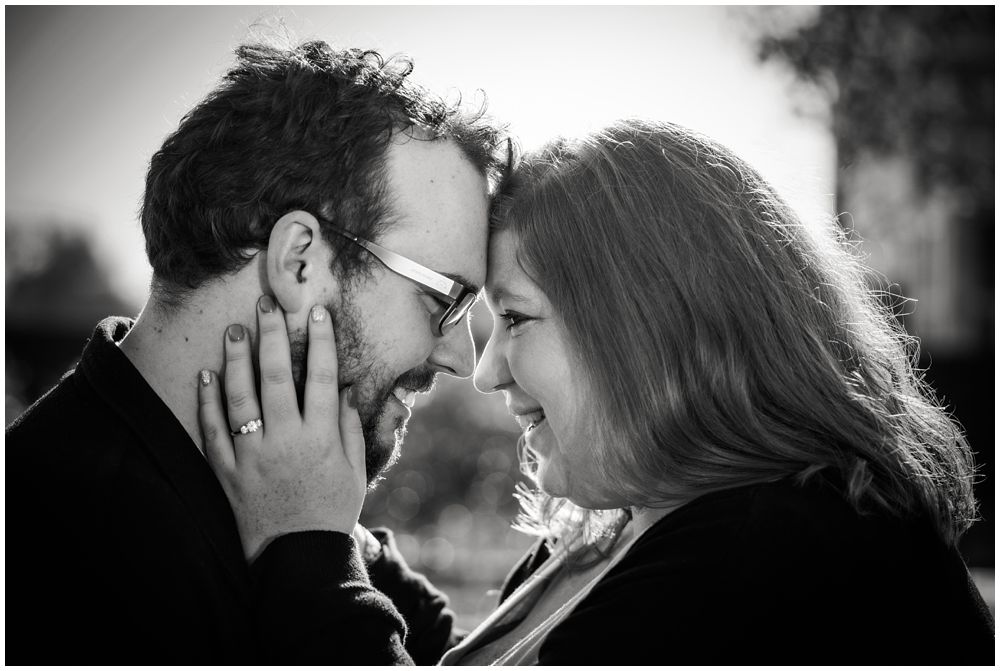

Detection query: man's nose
xmin=428 ymin=318 xmax=476 ymax=379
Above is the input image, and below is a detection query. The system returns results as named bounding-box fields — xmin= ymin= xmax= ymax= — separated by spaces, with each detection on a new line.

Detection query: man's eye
xmin=422 ymin=292 xmax=450 ymax=312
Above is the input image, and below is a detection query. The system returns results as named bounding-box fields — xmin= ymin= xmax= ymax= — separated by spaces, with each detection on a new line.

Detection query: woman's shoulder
xmin=600 ymin=472 xmax=973 ymax=618
xmin=538 ymin=474 xmax=992 ymax=664
xmin=636 ymin=472 xmax=924 ymax=558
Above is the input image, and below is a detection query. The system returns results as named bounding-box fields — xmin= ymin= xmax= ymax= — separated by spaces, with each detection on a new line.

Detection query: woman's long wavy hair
xmin=493 ymin=119 xmax=976 ymax=551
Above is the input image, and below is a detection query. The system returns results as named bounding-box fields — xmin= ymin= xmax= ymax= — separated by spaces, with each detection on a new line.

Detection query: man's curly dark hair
xmin=141 ymin=40 xmax=508 ymax=304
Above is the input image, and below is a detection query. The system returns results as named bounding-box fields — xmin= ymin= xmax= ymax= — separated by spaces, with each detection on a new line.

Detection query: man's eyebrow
xmin=443 ymin=272 xmax=481 ymax=295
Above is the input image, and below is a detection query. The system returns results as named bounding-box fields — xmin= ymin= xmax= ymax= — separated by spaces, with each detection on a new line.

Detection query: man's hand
xmin=197 ymin=296 xmax=366 ymax=563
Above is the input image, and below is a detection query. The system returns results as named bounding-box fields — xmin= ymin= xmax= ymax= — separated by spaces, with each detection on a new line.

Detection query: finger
xmin=339 ymin=386 xmax=367 ymax=489
xmin=197 ymin=369 xmax=236 ymax=473
xmin=304 ymin=304 xmax=340 ymax=429
xmin=223 ymin=323 xmax=263 ymax=440
xmin=255 ymin=295 xmax=298 ymax=430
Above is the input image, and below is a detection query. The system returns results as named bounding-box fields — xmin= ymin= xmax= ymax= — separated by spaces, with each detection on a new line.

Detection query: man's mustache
xmin=392 ymin=367 xmax=437 ymax=395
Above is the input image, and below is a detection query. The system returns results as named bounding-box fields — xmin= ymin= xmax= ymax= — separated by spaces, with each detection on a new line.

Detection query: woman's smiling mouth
xmin=514 ymin=409 xmax=546 ymax=432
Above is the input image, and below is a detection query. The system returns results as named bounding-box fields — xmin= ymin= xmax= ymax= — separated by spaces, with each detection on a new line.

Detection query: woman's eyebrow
xmin=488 ymin=285 xmax=532 ymax=305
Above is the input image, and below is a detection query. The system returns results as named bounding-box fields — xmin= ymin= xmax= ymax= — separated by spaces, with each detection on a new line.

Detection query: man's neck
xmin=119 ymin=274 xmax=259 ymax=454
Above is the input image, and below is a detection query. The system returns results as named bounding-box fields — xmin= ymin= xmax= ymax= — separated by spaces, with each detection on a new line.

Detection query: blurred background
xmin=6 ymin=6 xmax=993 ymax=629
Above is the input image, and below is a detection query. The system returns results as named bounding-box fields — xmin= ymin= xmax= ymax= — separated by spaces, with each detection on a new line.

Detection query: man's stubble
xmin=288 ymin=292 xmax=403 ymax=487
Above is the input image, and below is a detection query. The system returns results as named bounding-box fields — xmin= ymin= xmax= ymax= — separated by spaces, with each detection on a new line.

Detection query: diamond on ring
xmin=232 ymin=418 xmax=263 ymax=436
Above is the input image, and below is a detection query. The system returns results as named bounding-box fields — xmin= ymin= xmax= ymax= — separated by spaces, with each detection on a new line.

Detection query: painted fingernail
xmin=347 ymin=386 xmax=358 ymax=409
xmin=259 ymin=295 xmax=275 ymax=313
xmin=200 ymin=370 xmax=212 ymax=387
xmin=227 ymin=324 xmax=245 ymax=342
xmin=311 ymin=305 xmax=327 ymax=323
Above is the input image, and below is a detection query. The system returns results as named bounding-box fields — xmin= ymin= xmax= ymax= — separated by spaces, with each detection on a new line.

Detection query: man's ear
xmin=266 ymin=210 xmax=337 ymax=315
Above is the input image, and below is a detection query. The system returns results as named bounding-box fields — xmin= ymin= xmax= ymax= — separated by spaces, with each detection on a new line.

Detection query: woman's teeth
xmin=515 ymin=411 xmax=546 ymax=432
xmin=392 ymin=387 xmax=417 ymax=408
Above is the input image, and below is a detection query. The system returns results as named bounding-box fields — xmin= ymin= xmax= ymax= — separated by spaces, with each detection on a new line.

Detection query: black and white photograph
xmin=5 ymin=4 xmax=995 ymax=665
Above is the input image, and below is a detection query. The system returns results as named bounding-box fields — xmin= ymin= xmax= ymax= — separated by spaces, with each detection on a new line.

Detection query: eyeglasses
xmin=319 ymin=218 xmax=479 ymax=336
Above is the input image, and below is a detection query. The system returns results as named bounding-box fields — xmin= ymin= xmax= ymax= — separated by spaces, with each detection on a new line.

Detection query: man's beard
xmin=288 ymin=295 xmax=435 ymax=487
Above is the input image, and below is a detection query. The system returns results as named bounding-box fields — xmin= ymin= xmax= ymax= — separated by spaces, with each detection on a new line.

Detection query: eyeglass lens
xmin=438 ymin=291 xmax=477 ymax=335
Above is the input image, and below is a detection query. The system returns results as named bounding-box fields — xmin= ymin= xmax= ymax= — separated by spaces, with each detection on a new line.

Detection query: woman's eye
xmin=498 ymin=311 xmax=530 ymax=332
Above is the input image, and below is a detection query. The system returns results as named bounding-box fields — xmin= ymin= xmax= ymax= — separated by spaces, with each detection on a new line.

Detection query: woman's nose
xmin=473 ymin=333 xmax=510 ymax=393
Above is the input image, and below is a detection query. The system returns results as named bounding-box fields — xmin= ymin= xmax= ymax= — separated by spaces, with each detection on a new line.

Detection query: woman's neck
xmin=628 ymin=503 xmax=678 ymax=539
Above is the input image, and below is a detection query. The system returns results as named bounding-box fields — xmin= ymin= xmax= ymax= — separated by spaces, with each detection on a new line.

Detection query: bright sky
xmin=7 ymin=5 xmax=835 ymax=309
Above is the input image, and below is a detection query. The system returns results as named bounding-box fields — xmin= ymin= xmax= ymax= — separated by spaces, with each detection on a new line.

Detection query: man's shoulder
xmin=7 ymin=368 xmax=131 ymax=473
xmin=10 ymin=368 xmax=88 ymax=432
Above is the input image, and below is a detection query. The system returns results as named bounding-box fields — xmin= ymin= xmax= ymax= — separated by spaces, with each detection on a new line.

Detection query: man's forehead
xmin=440 ymin=271 xmax=481 ymax=295
xmin=378 ymin=137 xmax=490 ymax=289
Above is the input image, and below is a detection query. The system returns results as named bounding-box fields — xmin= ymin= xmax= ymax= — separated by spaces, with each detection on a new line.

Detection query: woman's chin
xmin=538 ymin=464 xmax=627 ymax=510
xmin=536 ymin=461 xmax=569 ymax=500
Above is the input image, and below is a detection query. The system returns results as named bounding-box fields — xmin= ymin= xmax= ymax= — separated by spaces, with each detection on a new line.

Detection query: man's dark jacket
xmin=5 ymin=318 xmax=444 ymax=664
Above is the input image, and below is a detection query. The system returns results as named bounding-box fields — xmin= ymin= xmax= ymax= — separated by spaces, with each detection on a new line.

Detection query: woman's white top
xmin=440 ymin=508 xmax=668 ymax=666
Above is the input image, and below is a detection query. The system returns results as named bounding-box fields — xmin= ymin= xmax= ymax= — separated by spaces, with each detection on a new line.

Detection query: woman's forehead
xmin=485 ymin=231 xmax=538 ymax=303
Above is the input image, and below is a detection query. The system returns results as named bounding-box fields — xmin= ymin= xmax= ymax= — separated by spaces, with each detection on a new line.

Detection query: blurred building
xmin=757 ymin=5 xmax=994 ymax=567
xmin=841 ymin=152 xmax=993 ymax=568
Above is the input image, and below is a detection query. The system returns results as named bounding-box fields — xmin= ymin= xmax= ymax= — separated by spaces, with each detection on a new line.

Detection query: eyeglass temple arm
xmin=333 ymin=229 xmax=464 ymax=300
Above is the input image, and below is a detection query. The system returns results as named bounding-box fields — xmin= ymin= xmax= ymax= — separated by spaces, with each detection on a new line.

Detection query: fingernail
xmin=200 ymin=370 xmax=212 ymax=386
xmin=227 ymin=324 xmax=244 ymax=342
xmin=347 ymin=386 xmax=358 ymax=409
xmin=311 ymin=305 xmax=327 ymax=323
xmin=259 ymin=295 xmax=275 ymax=313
